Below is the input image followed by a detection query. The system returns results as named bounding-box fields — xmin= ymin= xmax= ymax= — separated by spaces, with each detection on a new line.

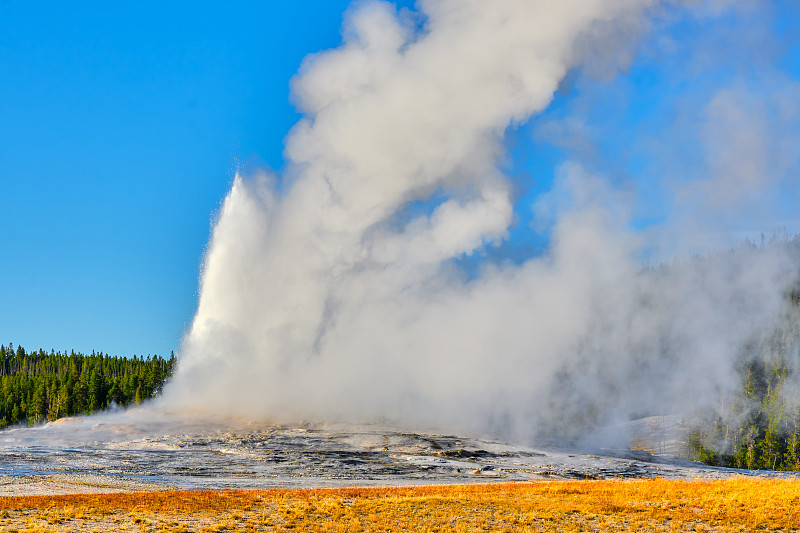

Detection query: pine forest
xmin=0 ymin=345 xmax=174 ymax=428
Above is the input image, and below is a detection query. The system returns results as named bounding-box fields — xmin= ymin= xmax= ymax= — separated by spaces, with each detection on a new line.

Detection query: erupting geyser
xmin=160 ymin=0 xmax=800 ymax=443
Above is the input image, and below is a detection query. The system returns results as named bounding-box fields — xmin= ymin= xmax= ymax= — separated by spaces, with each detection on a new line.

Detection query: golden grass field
xmin=0 ymin=478 xmax=798 ymax=532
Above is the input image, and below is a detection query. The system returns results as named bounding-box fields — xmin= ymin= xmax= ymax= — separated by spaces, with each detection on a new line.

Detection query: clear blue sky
xmin=1 ymin=1 xmax=798 ymax=358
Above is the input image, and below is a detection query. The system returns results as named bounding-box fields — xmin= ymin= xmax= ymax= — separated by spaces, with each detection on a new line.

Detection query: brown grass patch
xmin=0 ymin=478 xmax=797 ymax=532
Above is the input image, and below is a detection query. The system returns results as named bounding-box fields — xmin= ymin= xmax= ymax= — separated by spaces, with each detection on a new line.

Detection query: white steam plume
xmin=161 ymin=0 xmax=798 ymax=442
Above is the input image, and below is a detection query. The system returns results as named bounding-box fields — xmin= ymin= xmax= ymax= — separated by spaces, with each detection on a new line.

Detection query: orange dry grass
xmin=0 ymin=478 xmax=798 ymax=532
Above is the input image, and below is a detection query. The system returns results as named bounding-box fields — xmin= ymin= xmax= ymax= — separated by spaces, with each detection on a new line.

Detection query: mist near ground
xmin=160 ymin=0 xmax=800 ymax=445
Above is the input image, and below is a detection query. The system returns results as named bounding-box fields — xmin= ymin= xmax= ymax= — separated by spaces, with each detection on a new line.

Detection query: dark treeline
xmin=0 ymin=344 xmax=175 ymax=428
xmin=688 ymin=235 xmax=800 ymax=470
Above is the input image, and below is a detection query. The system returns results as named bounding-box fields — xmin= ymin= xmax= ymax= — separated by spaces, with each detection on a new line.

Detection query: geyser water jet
xmin=161 ymin=0 xmax=800 ymax=444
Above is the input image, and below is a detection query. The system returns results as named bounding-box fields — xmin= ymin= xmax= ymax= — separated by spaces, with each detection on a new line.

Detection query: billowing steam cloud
xmin=162 ymin=0 xmax=800 ymax=442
